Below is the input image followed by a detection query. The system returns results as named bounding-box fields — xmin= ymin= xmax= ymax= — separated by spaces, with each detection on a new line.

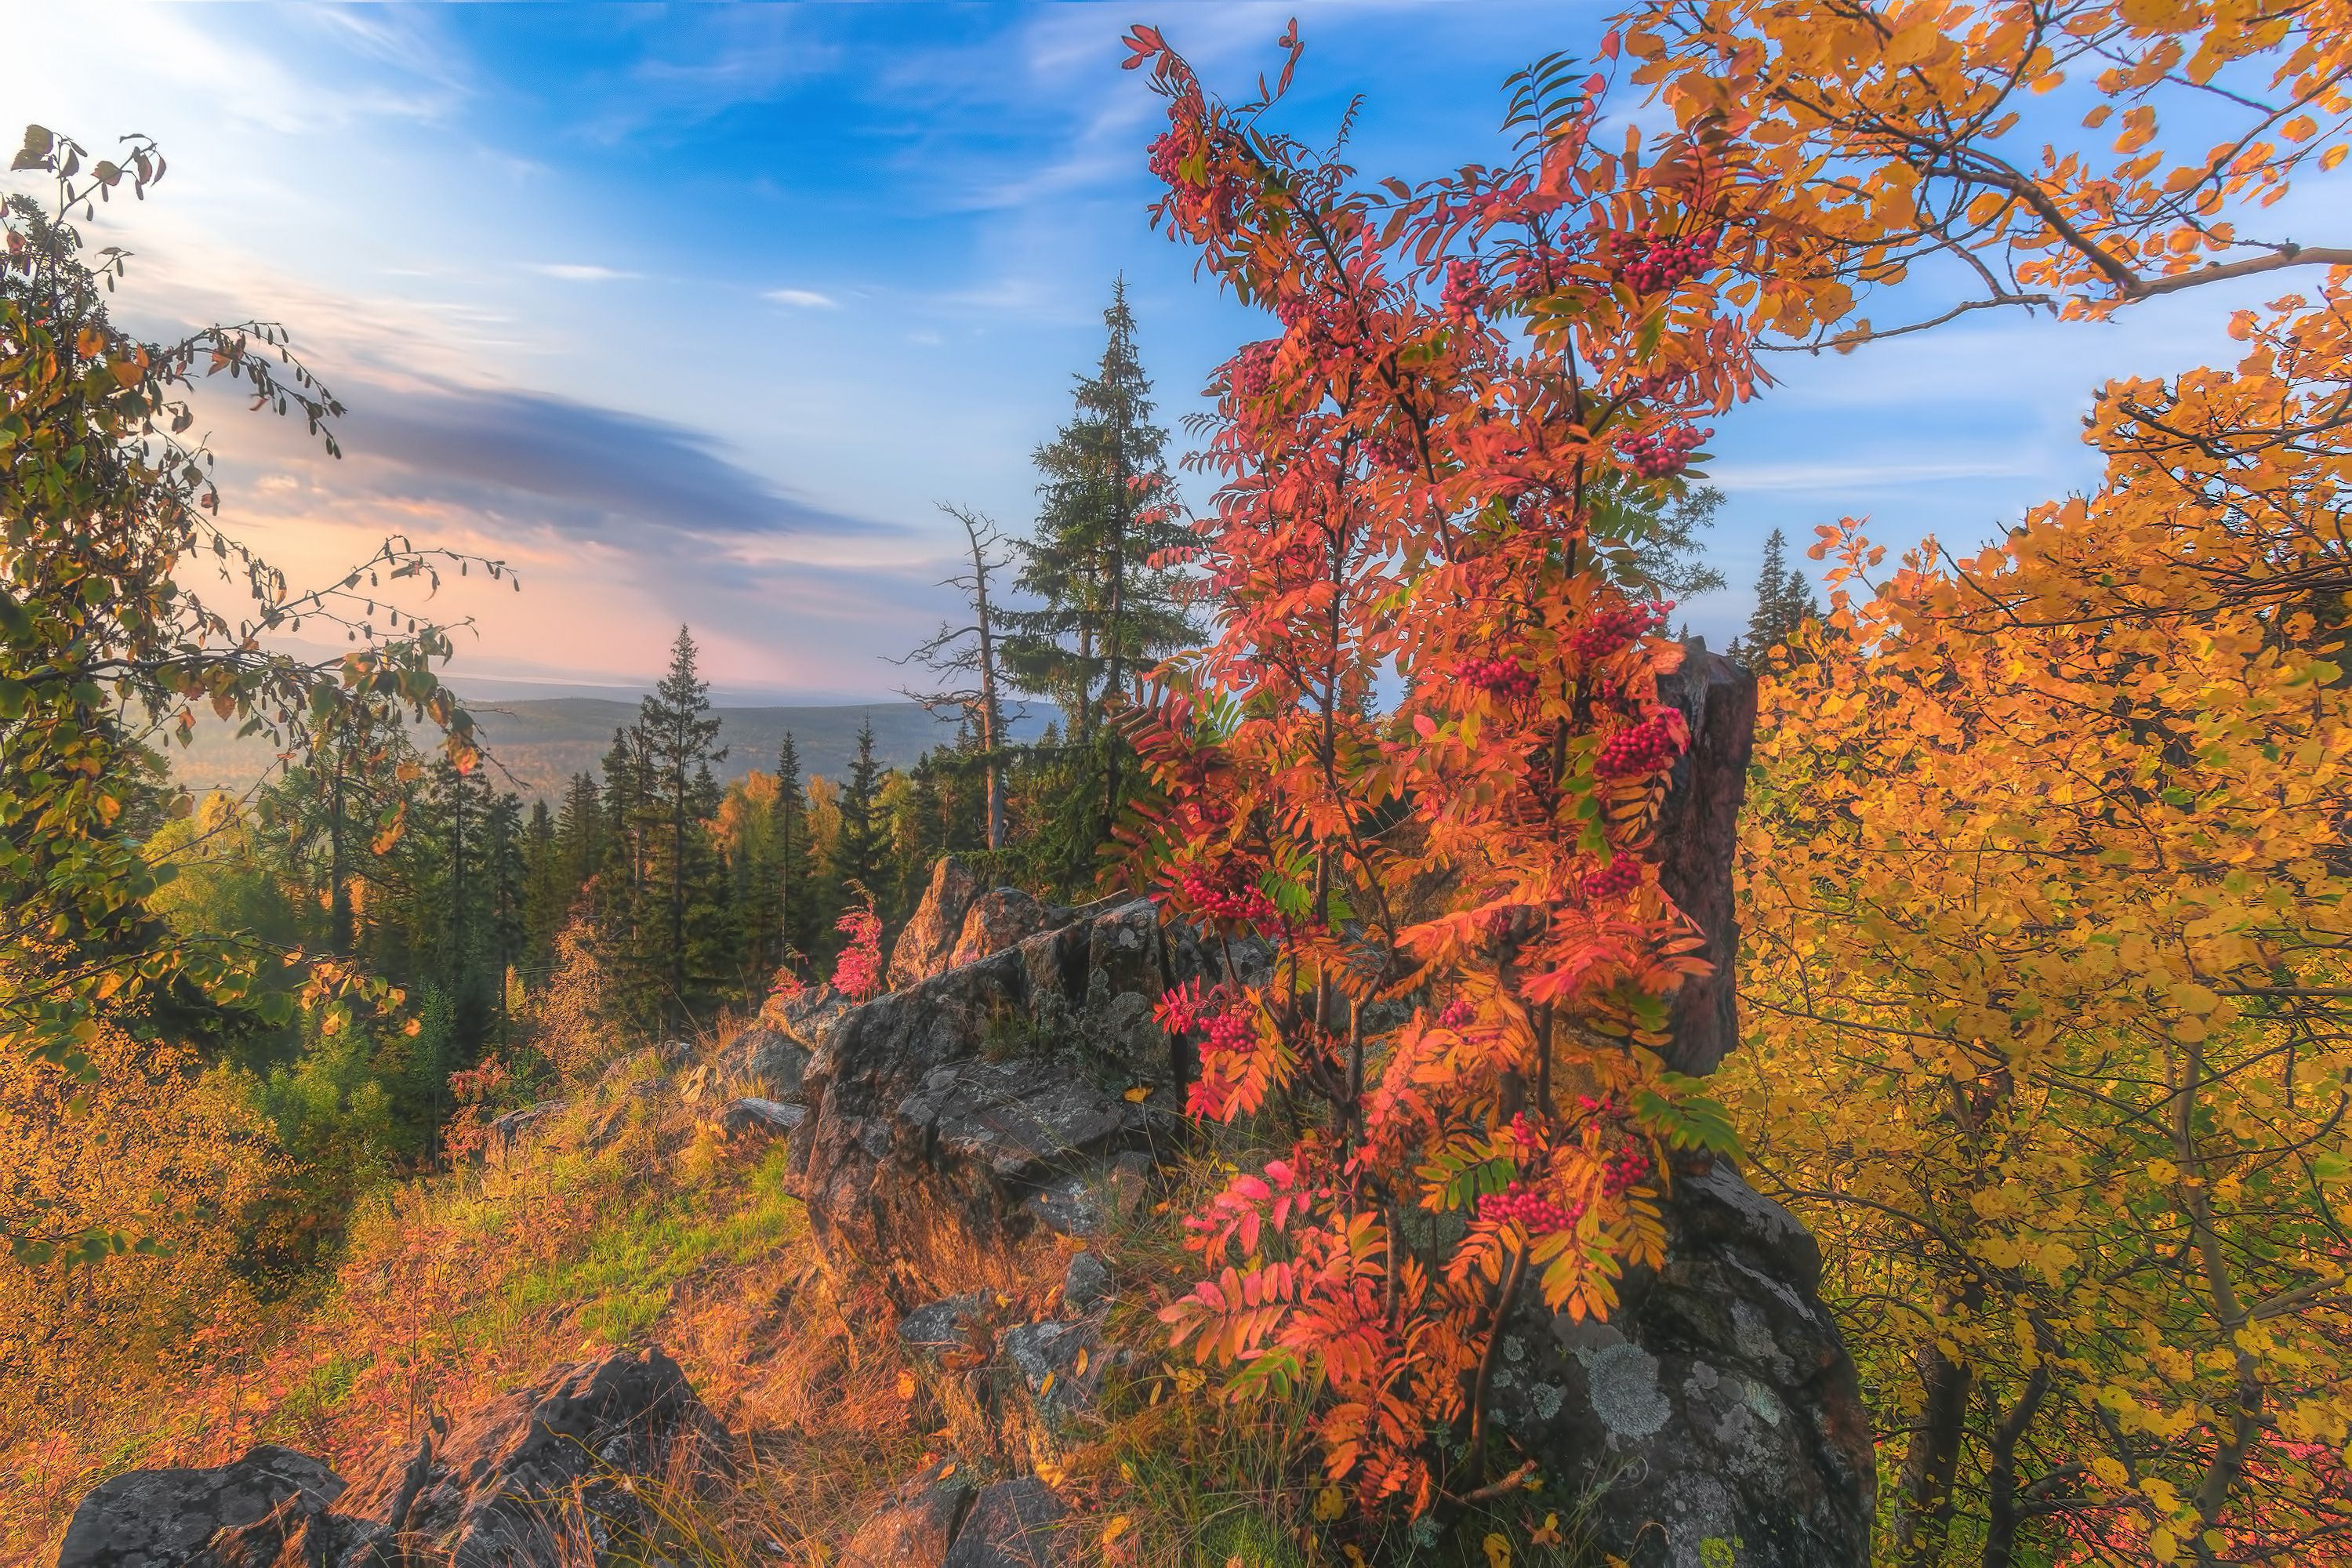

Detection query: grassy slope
xmin=9 ymin=1033 xmax=1589 ymax=1568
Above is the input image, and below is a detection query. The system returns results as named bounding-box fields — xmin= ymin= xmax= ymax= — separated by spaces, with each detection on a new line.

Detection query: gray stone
xmin=942 ymin=1479 xmax=1069 ymax=1568
xmin=714 ymin=1096 xmax=805 ymax=1140
xmin=332 ymin=1346 xmax=732 ymax=1566
xmin=889 ymin=856 xmax=985 ymax=991
xmin=996 ymin=1319 xmax=1109 ymax=1469
xmin=59 ymin=1446 xmax=353 ymax=1568
xmin=1484 ymin=1160 xmax=1873 ymax=1568
xmin=844 ymin=1460 xmax=976 ymax=1568
xmin=1062 ymin=1253 xmax=1112 ymax=1312
xmin=795 ymin=889 xmax=1251 ymax=1307
xmin=474 ymin=1100 xmax=568 ymax=1169
xmin=949 ymin=887 xmax=1057 ymax=970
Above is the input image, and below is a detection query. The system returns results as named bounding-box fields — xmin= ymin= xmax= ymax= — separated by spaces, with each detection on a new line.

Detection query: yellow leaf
xmin=1123 ymin=1084 xmax=1152 ymax=1102
xmin=896 ymin=1370 xmax=916 ymax=1399
xmin=1101 ymin=1515 xmax=1131 ymax=1547
xmin=1313 ymin=1484 xmax=1346 ymax=1521
xmin=1038 ymin=1370 xmax=1055 ymax=1395
xmin=1483 ymin=1534 xmax=1512 ymax=1568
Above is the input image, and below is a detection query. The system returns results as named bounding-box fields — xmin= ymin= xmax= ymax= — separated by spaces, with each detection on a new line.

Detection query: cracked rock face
xmin=59 ymin=1446 xmax=353 ymax=1568
xmin=793 ymin=892 xmax=1233 ymax=1307
xmin=1485 ymin=1160 xmax=1875 ymax=1568
xmin=337 ymin=1346 xmax=733 ymax=1566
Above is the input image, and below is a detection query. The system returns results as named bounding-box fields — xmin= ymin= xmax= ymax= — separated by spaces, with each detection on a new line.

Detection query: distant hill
xmin=168 ymin=698 xmax=1019 ymax=801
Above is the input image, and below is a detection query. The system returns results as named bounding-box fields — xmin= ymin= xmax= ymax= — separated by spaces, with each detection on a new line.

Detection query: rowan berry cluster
xmin=1200 ymin=1007 xmax=1257 ymax=1058
xmin=1616 ymin=227 xmax=1719 ymax=294
xmin=1179 ymin=862 xmax=1276 ymax=923
xmin=1594 ymin=709 xmax=1686 ymax=779
xmin=1479 ymin=1181 xmax=1582 ymax=1235
xmin=1602 ymin=1143 xmax=1652 ymax=1197
xmin=1229 ymin=340 xmax=1277 ymax=402
xmin=1613 ymin=424 xmax=1708 ymax=480
xmin=1570 ymin=599 xmax=1672 ymax=661
xmin=1500 ymin=1112 xmax=1546 ymax=1156
xmin=1441 ymin=257 xmax=1489 ymax=325
xmin=1456 ymin=656 xmax=1537 ymax=700
xmin=1580 ymin=858 xmax=1642 ymax=900
xmin=1372 ymin=423 xmax=1421 ymax=475
xmin=1436 ymin=997 xmax=1475 ymax=1029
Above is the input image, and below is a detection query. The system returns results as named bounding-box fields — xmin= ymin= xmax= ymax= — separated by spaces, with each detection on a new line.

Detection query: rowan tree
xmin=1117 ymin=22 xmax=1774 ymax=1515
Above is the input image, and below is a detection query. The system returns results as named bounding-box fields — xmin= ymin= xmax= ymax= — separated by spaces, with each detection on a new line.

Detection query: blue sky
xmin=4 ymin=4 xmax=2333 ymax=701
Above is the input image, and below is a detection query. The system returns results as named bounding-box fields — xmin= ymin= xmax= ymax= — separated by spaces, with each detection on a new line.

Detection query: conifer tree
xmin=1739 ymin=528 xmax=1820 ymax=661
xmin=827 ymin=719 xmax=891 ymax=927
xmin=1002 ymin=278 xmax=1199 ymax=741
xmin=631 ymin=627 xmax=730 ymax=1027
xmin=773 ymin=732 xmax=815 ymax=965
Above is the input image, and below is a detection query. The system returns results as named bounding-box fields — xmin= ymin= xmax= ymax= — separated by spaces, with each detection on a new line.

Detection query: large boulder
xmin=680 ymin=1023 xmax=812 ymax=1108
xmin=946 ymin=887 xmax=1056 ymax=970
xmin=336 ymin=1345 xmax=731 ymax=1566
xmin=792 ymin=896 xmax=1231 ymax=1306
xmin=1484 ymin=1159 xmax=1875 ymax=1568
xmin=844 ymin=1460 xmax=977 ymax=1568
xmin=888 ymin=855 xmax=985 ymax=990
xmin=941 ymin=1479 xmax=1071 ymax=1568
xmin=57 ymin=1445 xmax=370 ymax=1568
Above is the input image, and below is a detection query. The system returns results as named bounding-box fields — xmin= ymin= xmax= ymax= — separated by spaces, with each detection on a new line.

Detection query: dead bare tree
xmin=895 ymin=504 xmax=1015 ymax=850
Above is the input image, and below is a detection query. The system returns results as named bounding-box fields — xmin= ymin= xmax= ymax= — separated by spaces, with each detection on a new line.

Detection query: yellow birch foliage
xmin=1729 ymin=278 xmax=2352 ymax=1564
xmin=0 ymin=1007 xmax=283 ymax=1429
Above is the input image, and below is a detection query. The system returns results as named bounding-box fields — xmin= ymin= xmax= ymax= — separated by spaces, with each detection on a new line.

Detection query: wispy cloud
xmin=1707 ymin=455 xmax=2042 ymax=495
xmin=526 ymin=263 xmax=640 ymax=282
xmin=342 ymin=384 xmax=891 ymax=546
xmin=762 ymin=288 xmax=839 ymax=309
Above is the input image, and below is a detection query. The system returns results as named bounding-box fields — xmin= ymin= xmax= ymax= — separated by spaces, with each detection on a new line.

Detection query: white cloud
xmin=526 ymin=263 xmax=639 ymax=282
xmin=762 ymin=288 xmax=839 ymax=309
xmin=1708 ymin=456 xmax=2042 ymax=494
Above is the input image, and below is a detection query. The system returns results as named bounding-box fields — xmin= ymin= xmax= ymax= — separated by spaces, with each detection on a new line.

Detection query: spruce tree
xmin=631 ymin=627 xmax=730 ymax=1028
xmin=827 ymin=719 xmax=891 ymax=928
xmin=1740 ymin=528 xmax=1821 ymax=661
xmin=1003 ymin=280 xmax=1198 ymax=732
xmin=774 ymin=732 xmax=815 ymax=965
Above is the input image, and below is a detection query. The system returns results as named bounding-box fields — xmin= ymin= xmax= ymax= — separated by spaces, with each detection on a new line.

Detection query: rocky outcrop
xmin=942 ymin=1479 xmax=1071 ymax=1568
xmin=60 ymin=1350 xmax=729 ymax=1568
xmin=713 ymin=1096 xmax=805 ymax=1140
xmin=844 ymin=1460 xmax=976 ymax=1568
xmin=351 ymin=1345 xmax=730 ymax=1563
xmin=888 ymin=855 xmax=986 ymax=991
xmin=1654 ymin=642 xmax=1759 ymax=1077
xmin=947 ymin=887 xmax=1056 ymax=971
xmin=1483 ymin=1164 xmax=1875 ymax=1566
xmin=57 ymin=1445 xmax=372 ymax=1568
xmin=679 ymin=1023 xmax=812 ymax=1108
xmin=791 ymin=894 xmax=1241 ymax=1307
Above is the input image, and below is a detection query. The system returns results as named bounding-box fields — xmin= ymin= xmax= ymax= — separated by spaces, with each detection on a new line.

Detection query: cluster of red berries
xmin=1614 ymin=425 xmax=1710 ymax=480
xmin=1569 ymin=599 xmax=1673 ymax=661
xmin=1436 ymin=997 xmax=1476 ymax=1030
xmin=1580 ymin=858 xmax=1642 ymax=900
xmin=1229 ymin=340 xmax=1278 ymax=403
xmin=1616 ymin=227 xmax=1719 ymax=294
xmin=1200 ymin=1007 xmax=1257 ymax=1058
xmin=1455 ymin=656 xmax=1537 ymax=700
xmin=1441 ymin=258 xmax=1490 ymax=326
xmin=1372 ymin=424 xmax=1421 ymax=476
xmin=1602 ymin=1144 xmax=1653 ymax=1197
xmin=1178 ymin=862 xmax=1276 ymax=924
xmin=1595 ymin=709 xmax=1686 ymax=779
xmin=1500 ymin=1112 xmax=1547 ymax=1156
xmin=1479 ymin=1181 xmax=1584 ymax=1235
